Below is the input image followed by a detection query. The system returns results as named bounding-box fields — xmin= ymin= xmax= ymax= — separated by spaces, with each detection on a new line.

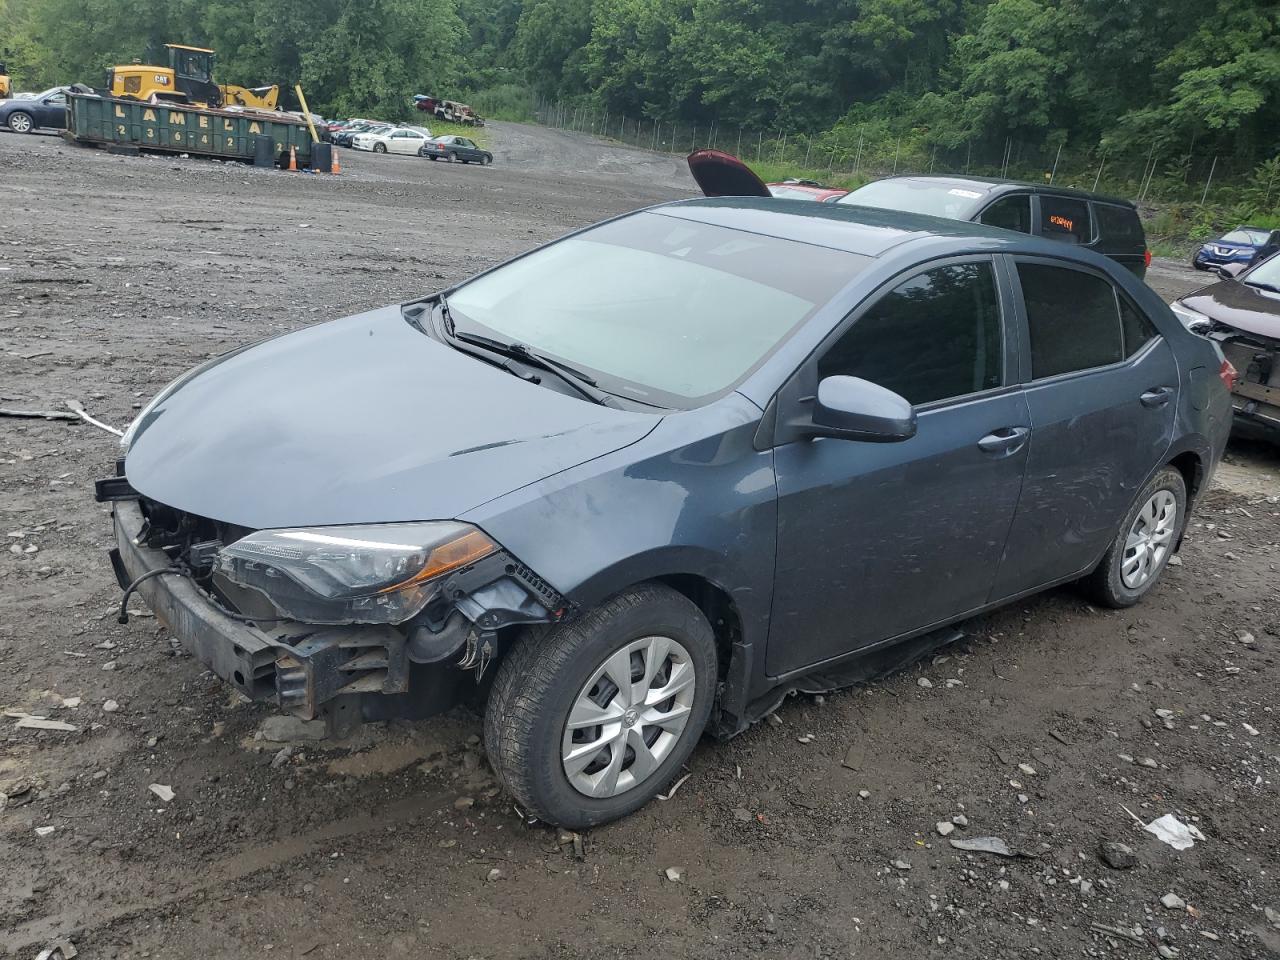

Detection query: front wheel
xmin=483 ymin=154 xmax=492 ymax=165
xmin=484 ymin=583 xmax=717 ymax=829
xmin=373 ymin=143 xmax=387 ymax=154
xmin=1084 ymin=466 xmax=1186 ymax=608
xmin=7 ymin=111 xmax=34 ymax=134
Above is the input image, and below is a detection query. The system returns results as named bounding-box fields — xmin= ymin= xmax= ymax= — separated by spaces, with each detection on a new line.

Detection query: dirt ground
xmin=1 ymin=124 xmax=1278 ymax=960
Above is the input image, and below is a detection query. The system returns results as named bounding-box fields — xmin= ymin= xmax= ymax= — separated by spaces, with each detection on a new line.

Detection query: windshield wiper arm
xmin=435 ymin=300 xmax=614 ymax=406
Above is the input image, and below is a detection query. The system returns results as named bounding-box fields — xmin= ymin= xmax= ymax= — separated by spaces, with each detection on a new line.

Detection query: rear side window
xmin=819 ymin=261 xmax=1003 ymax=405
xmin=1018 ymin=263 xmax=1122 ymax=378
xmin=1094 ymin=203 xmax=1146 ymax=248
xmin=1119 ymin=296 xmax=1157 ymax=356
xmin=1039 ymin=196 xmax=1092 ymax=245
xmin=979 ymin=195 xmax=1032 ymax=233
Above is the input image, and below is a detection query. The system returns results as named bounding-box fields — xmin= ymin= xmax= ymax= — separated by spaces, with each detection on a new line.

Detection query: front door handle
xmin=978 ymin=426 xmax=1030 ymax=455
xmin=1141 ymin=386 xmax=1174 ymax=408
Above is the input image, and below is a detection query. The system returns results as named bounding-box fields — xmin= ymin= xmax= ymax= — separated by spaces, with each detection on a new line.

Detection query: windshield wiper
xmin=436 ymin=299 xmax=615 ymax=406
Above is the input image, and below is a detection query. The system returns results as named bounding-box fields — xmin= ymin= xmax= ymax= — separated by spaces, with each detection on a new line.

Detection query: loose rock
xmin=1160 ymin=892 xmax=1186 ymax=910
xmin=1099 ymin=841 xmax=1138 ymax=870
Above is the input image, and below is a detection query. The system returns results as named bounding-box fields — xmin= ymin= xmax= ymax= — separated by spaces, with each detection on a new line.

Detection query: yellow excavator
xmin=107 ymin=44 xmax=279 ymax=110
xmin=0 ymin=60 xmax=12 ymax=99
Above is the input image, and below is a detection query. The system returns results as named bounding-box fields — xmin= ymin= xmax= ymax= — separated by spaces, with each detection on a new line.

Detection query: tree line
xmin=4 ymin=0 xmax=1277 ymax=170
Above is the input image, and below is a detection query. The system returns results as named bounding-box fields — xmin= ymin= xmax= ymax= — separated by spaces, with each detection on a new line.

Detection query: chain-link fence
xmin=533 ymin=97 xmax=1263 ymax=208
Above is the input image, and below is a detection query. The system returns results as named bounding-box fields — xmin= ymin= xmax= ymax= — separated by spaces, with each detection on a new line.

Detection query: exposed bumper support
xmin=111 ymin=499 xmax=408 ymax=718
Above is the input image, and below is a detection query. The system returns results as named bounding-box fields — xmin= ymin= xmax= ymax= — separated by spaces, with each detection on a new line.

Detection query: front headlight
xmin=1171 ymin=301 xmax=1212 ymax=334
xmin=217 ymin=522 xmax=497 ymax=625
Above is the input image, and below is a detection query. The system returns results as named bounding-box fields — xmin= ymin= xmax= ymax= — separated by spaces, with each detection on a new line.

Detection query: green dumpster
xmin=67 ymin=92 xmax=313 ymax=166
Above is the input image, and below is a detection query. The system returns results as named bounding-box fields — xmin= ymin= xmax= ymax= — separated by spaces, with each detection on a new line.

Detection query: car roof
xmin=863 ymin=174 xmax=1136 ymax=209
xmin=657 ymin=196 xmax=1071 ymax=258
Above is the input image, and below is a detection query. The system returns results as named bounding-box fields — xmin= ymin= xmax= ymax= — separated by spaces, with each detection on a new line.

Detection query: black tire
xmin=1192 ymin=259 xmax=1206 ymax=270
xmin=1084 ymin=466 xmax=1186 ymax=608
xmin=374 ymin=142 xmax=387 ymax=154
xmin=7 ymin=111 xmax=34 ymax=134
xmin=483 ymin=154 xmax=492 ymax=165
xmin=484 ymin=583 xmax=717 ymax=829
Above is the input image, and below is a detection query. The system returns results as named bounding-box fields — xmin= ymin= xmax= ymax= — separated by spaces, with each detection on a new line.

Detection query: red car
xmin=767 ymin=179 xmax=848 ymax=203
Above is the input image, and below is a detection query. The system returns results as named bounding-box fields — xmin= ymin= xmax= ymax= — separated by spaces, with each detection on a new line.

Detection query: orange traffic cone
xmin=331 ymin=149 xmax=341 ymax=176
xmin=287 ymin=145 xmax=298 ymax=172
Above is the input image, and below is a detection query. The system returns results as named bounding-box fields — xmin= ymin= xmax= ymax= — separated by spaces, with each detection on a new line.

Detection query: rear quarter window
xmin=1094 ymin=203 xmax=1146 ymax=249
xmin=1038 ymin=196 xmax=1092 ymax=245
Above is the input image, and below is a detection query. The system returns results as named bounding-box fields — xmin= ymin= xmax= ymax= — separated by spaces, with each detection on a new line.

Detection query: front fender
xmin=462 ymin=395 xmax=777 ymax=656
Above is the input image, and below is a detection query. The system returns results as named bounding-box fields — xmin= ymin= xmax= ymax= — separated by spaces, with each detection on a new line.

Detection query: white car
xmin=352 ymin=125 xmax=433 ymax=155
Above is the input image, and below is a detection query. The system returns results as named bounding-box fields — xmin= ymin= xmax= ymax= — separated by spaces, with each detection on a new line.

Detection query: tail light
xmin=1144 ymin=249 xmax=1152 ymax=268
xmin=1219 ymin=359 xmax=1238 ymax=392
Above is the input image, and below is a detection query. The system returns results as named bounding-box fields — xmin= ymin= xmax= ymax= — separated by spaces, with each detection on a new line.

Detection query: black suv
xmin=836 ymin=175 xmax=1150 ymax=279
xmin=686 ymin=153 xmax=1152 ymax=280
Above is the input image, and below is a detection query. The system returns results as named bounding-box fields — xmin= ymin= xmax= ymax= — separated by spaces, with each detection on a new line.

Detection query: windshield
xmin=1245 ymin=252 xmax=1280 ymax=287
xmin=445 ymin=211 xmax=867 ymax=407
xmin=1222 ymin=229 xmax=1268 ymax=245
xmin=838 ymin=179 xmax=989 ymax=219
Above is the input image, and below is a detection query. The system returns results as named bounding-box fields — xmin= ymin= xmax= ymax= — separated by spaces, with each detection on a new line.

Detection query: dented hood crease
xmin=124 ymin=306 xmax=660 ymax=529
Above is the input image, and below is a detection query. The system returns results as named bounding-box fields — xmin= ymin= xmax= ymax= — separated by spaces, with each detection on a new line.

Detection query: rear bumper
xmin=111 ymin=499 xmax=410 ymax=718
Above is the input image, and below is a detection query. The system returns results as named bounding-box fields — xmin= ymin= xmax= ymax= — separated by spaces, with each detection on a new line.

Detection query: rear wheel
xmin=7 ymin=111 xmax=34 ymax=134
xmin=484 ymin=583 xmax=717 ymax=828
xmin=1084 ymin=466 xmax=1186 ymax=608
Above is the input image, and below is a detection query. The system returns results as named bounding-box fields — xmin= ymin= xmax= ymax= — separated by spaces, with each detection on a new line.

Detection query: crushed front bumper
xmin=110 ymin=499 xmax=409 ymax=718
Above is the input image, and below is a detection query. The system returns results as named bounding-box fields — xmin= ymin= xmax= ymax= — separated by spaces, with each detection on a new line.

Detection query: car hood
xmin=687 ymin=149 xmax=771 ymax=198
xmin=124 ymin=305 xmax=660 ymax=529
xmin=1183 ymin=280 xmax=1280 ymax=342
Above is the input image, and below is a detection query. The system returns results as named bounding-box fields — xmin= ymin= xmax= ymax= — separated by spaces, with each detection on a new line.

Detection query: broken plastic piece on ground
xmin=1144 ymin=813 xmax=1205 ymax=850
xmin=949 ymin=835 xmax=1025 ymax=857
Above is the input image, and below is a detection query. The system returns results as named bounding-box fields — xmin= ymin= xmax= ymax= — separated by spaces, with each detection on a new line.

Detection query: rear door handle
xmin=1141 ymin=386 xmax=1174 ymax=408
xmin=978 ymin=426 xmax=1030 ymax=455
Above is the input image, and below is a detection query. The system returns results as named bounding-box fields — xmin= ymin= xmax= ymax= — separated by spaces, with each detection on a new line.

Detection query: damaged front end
xmin=1210 ymin=326 xmax=1280 ymax=435
xmin=97 ymin=464 xmax=569 ymax=734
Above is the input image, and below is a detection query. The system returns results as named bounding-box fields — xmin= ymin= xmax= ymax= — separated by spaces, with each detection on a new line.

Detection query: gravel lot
xmin=2 ymin=124 xmax=1278 ymax=960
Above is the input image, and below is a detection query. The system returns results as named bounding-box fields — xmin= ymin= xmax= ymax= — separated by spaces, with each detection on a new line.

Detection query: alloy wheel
xmin=1121 ymin=489 xmax=1178 ymax=589
xmin=9 ymin=113 xmax=33 ymax=133
xmin=561 ymin=635 xmax=696 ymax=798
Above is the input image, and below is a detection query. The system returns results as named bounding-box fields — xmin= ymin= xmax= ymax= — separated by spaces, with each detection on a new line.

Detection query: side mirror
xmin=1215 ymin=262 xmax=1245 ymax=280
xmin=811 ymin=375 xmax=917 ymax=443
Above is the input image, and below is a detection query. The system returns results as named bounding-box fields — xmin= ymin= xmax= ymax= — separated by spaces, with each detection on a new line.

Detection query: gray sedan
xmin=1 ymin=86 xmax=69 ymax=134
xmin=100 ymin=199 xmax=1232 ymax=828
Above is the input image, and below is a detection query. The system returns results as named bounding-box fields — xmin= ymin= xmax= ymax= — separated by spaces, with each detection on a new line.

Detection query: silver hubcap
xmin=1121 ymin=489 xmax=1178 ymax=589
xmin=11 ymin=115 xmax=31 ymax=132
xmin=561 ymin=635 xmax=696 ymax=799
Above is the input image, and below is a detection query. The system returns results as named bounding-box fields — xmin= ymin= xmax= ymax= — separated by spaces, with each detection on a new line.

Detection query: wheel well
xmin=654 ymin=574 xmax=742 ymax=678
xmin=1168 ymin=451 xmax=1204 ymax=501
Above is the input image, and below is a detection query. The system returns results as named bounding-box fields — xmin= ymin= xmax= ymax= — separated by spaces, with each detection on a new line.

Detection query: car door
xmin=458 ymin=138 xmax=479 ymax=161
xmin=404 ymin=131 xmax=428 ymax=154
xmin=766 ymin=257 xmax=1031 ymax=676
xmin=989 ymin=256 xmax=1178 ymax=600
xmin=38 ymin=92 xmax=67 ymax=128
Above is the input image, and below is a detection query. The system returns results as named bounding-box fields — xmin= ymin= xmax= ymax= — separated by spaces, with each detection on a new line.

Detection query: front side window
xmin=818 ymin=261 xmax=1003 ymax=405
xmin=446 ymin=211 xmax=868 ymax=407
xmin=1039 ymin=196 xmax=1092 ymax=244
xmin=1019 ymin=263 xmax=1123 ymax=378
xmin=979 ymin=195 xmax=1032 ymax=233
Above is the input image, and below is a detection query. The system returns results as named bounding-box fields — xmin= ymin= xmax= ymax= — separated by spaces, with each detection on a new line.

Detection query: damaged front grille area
xmin=1216 ymin=329 xmax=1280 ymax=427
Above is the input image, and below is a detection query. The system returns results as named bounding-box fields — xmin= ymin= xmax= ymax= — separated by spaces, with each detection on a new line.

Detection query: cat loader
xmin=108 ymin=44 xmax=279 ymax=111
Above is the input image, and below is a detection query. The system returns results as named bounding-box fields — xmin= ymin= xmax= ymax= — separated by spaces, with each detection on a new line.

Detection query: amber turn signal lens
xmin=379 ymin=529 xmax=496 ymax=593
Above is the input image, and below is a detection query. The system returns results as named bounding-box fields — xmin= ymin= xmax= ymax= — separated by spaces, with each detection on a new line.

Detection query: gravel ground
xmin=1 ymin=124 xmax=1278 ymax=960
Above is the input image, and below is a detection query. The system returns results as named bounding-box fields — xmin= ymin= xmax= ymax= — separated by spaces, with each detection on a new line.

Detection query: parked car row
xmin=326 ymin=117 xmax=493 ymax=164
